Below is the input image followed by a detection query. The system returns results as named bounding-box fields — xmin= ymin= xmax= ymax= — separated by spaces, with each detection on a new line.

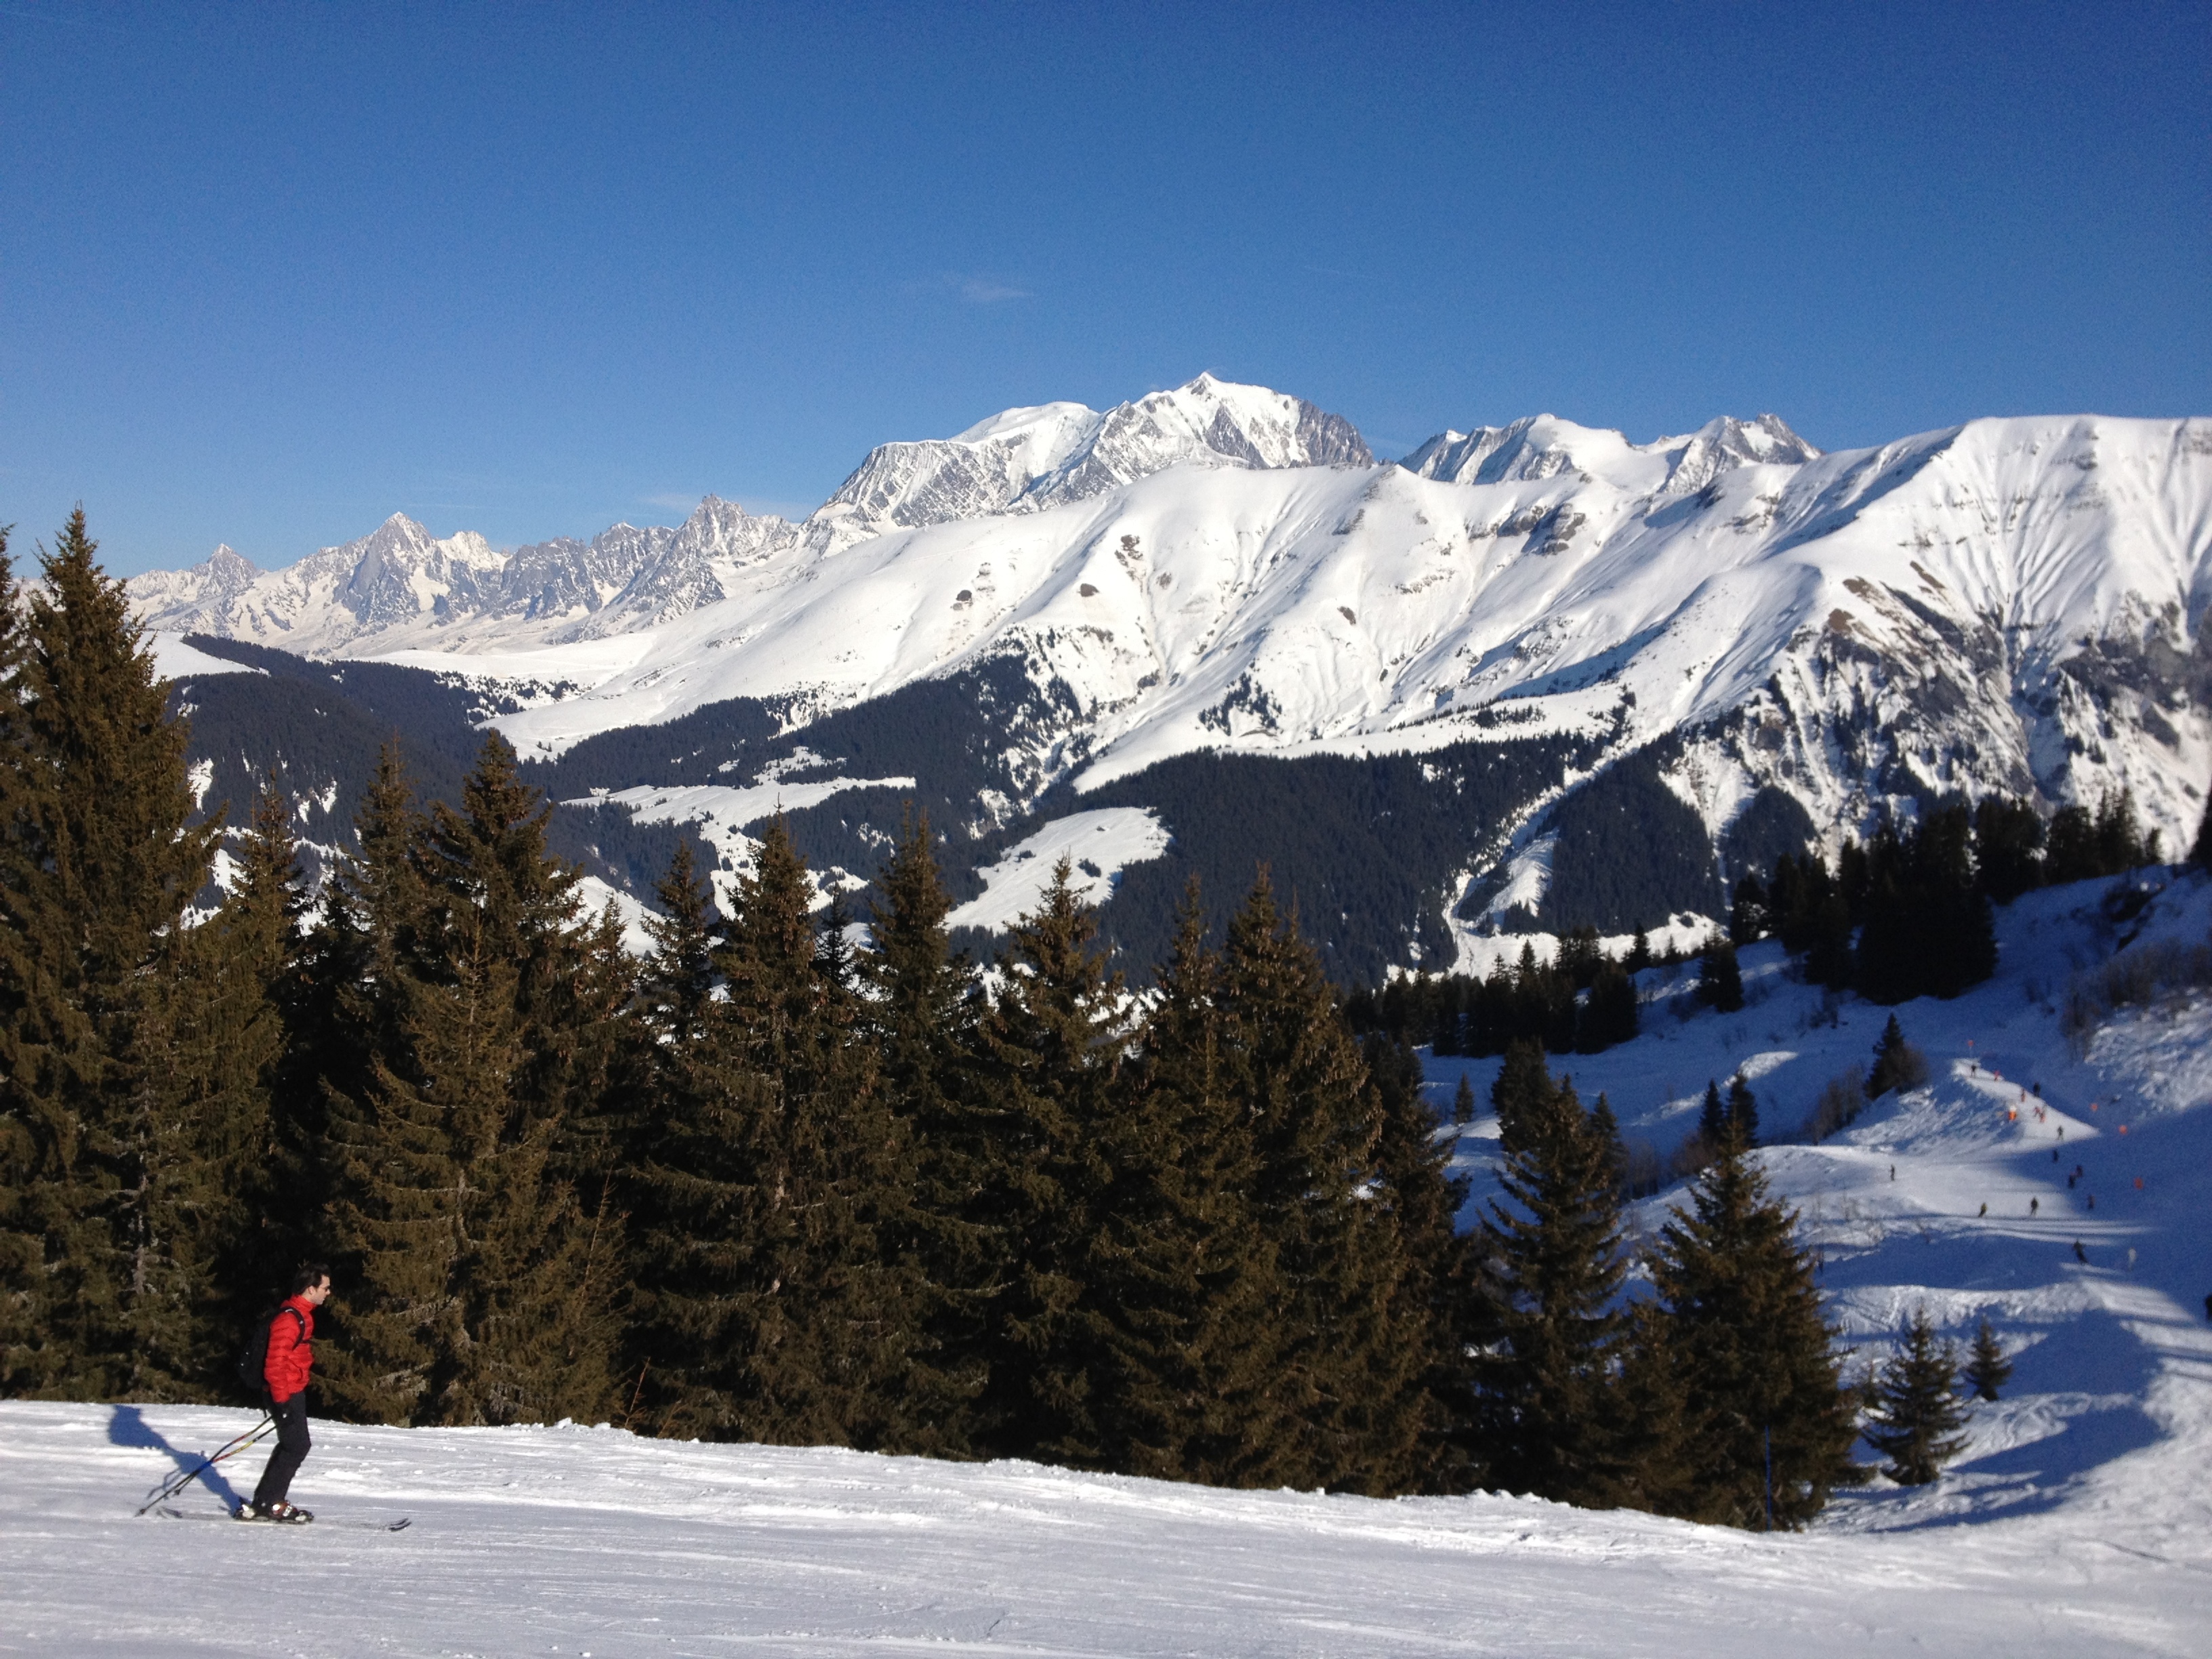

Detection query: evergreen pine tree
xmin=1452 ymin=1073 xmax=1476 ymax=1126
xmin=1365 ymin=1029 xmax=1479 ymax=1492
xmin=1698 ymin=1080 xmax=1728 ymax=1147
xmin=1085 ymin=878 xmax=1292 ymax=1485
xmin=1971 ymin=795 xmax=2046 ymax=903
xmin=1864 ymin=1307 xmax=1968 ymax=1485
xmin=859 ymin=808 xmax=989 ymax=1453
xmin=0 ymin=512 xmax=223 ymax=1397
xmin=972 ymin=857 xmax=1128 ymax=1463
xmin=1647 ymin=1121 xmax=1860 ymax=1526
xmin=1491 ymin=1038 xmax=1555 ymax=1153
xmin=1474 ymin=1055 xmax=1633 ymax=1506
xmin=1575 ymin=962 xmax=1639 ymax=1052
xmin=1867 ymin=1015 xmax=1927 ymax=1097
xmin=2192 ymin=784 xmax=2212 ymax=869
xmin=141 ymin=772 xmax=302 ymax=1383
xmin=1729 ymin=872 xmax=1769 ymax=945
xmin=1963 ymin=1315 xmax=2013 ymax=1403
xmin=1220 ymin=867 xmax=1422 ymax=1494
xmin=639 ymin=820 xmax=912 ymax=1448
xmin=1626 ymin=926 xmax=1652 ymax=972
xmin=1696 ymin=933 xmax=1744 ymax=1012
xmin=325 ymin=735 xmax=618 ymax=1426
xmin=1726 ymin=1072 xmax=1759 ymax=1149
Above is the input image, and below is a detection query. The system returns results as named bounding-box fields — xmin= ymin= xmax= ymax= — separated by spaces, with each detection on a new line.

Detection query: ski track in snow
xmin=5 ymin=873 xmax=2211 ymax=1654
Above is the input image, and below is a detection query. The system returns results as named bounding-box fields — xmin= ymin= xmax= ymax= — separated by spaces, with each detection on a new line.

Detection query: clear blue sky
xmin=3 ymin=1 xmax=2205 ymax=575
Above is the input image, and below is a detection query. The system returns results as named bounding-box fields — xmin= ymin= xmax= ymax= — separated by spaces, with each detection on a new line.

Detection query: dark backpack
xmin=236 ymin=1305 xmax=306 ymax=1402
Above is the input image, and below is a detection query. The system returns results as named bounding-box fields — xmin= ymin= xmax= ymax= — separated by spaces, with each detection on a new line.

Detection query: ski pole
xmin=136 ymin=1415 xmax=274 ymax=1515
xmin=140 ymin=1420 xmax=272 ymax=1513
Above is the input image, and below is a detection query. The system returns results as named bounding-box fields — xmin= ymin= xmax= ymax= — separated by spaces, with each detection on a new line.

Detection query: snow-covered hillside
xmin=135 ymin=379 xmax=2212 ymax=956
xmin=7 ymin=871 xmax=2209 ymax=1656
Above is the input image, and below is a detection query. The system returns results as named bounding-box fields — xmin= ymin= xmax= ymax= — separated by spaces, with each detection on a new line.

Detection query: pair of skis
xmin=153 ymin=1506 xmax=413 ymax=1532
xmin=134 ymin=1418 xmax=411 ymax=1531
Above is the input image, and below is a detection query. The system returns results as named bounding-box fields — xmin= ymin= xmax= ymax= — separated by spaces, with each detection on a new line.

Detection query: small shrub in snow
xmin=1799 ymin=1067 xmax=1868 ymax=1143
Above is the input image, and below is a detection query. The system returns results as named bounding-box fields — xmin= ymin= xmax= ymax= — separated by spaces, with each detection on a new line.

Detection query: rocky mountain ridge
xmin=138 ymin=380 xmax=2212 ymax=975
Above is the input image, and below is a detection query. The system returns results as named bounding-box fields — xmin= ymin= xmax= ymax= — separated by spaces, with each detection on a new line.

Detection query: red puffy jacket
xmin=264 ymin=1296 xmax=316 ymax=1402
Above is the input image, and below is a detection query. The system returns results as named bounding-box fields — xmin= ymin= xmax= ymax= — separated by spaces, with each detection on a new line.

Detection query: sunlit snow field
xmin=5 ymin=873 xmax=2209 ymax=1656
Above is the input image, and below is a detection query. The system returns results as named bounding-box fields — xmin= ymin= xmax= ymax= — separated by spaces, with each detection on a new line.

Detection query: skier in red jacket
xmin=244 ymin=1265 xmax=330 ymax=1523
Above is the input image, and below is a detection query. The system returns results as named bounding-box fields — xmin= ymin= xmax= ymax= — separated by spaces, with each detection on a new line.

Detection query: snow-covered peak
xmin=1019 ymin=374 xmax=1372 ymax=510
xmin=808 ymin=375 xmax=1372 ymax=551
xmin=1401 ymin=412 xmax=1818 ymax=497
xmin=950 ymin=400 xmax=1102 ymax=451
xmin=1660 ymin=414 xmax=1821 ymax=495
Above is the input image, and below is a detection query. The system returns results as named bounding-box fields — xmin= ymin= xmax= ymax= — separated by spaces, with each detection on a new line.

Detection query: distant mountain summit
xmin=137 ymin=381 xmax=2212 ymax=979
xmin=808 ymin=373 xmax=1372 ymax=552
xmin=134 ymin=375 xmax=1370 ymax=655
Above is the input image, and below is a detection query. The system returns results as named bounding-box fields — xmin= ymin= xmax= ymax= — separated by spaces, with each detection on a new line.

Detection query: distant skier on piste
xmin=241 ymin=1265 xmax=330 ymax=1523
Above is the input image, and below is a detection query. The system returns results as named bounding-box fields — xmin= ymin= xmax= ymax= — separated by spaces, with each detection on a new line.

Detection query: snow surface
xmin=579 ymin=778 xmax=914 ymax=912
xmin=945 ymin=807 xmax=1172 ymax=935
xmin=6 ymin=872 xmax=2209 ymax=1654
xmin=130 ymin=386 xmax=2212 ymax=916
xmin=150 ymin=632 xmax=264 ymax=680
xmin=575 ymin=875 xmax=659 ymax=957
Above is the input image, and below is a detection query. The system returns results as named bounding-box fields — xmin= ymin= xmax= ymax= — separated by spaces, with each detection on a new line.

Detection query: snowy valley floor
xmin=5 ymin=874 xmax=2212 ymax=1656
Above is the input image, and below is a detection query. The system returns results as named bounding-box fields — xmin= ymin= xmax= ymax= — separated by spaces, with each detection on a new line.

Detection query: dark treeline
xmin=1731 ymin=793 xmax=2164 ymax=1004
xmin=1 ymin=516 xmax=1871 ymax=1525
xmin=1345 ymin=926 xmax=1658 ymax=1058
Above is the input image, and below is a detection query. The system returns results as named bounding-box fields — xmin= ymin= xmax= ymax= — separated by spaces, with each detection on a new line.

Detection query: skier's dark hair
xmin=288 ymin=1263 xmax=331 ymax=1297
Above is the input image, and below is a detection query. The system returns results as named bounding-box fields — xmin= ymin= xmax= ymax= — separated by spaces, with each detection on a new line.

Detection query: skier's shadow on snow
xmin=108 ymin=1405 xmax=247 ymax=1511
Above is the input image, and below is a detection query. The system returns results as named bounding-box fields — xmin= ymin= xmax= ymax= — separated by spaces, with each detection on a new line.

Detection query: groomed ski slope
xmin=4 ymin=874 xmax=2210 ymax=1656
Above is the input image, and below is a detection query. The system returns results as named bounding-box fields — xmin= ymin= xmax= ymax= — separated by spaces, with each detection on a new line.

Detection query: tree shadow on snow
xmin=108 ymin=1404 xmax=251 ymax=1511
xmin=1848 ymin=1298 xmax=2169 ymax=1532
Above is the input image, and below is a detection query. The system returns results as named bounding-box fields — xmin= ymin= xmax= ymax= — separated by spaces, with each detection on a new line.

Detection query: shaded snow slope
xmin=1425 ymin=868 xmax=2212 ymax=1559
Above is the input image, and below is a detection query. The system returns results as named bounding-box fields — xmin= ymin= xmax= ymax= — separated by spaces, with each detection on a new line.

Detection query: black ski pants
xmin=253 ymin=1393 xmax=312 ymax=1506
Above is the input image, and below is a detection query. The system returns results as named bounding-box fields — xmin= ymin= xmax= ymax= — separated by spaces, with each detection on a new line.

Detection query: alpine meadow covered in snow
xmin=6 ymin=2 xmax=2210 ymax=1651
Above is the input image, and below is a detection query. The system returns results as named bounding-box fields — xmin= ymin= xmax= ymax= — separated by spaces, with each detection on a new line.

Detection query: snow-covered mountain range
xmin=136 ymin=375 xmax=2212 ymax=973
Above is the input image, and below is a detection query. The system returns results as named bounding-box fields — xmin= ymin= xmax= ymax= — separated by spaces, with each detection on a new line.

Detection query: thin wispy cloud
xmin=955 ymin=276 xmax=1031 ymax=304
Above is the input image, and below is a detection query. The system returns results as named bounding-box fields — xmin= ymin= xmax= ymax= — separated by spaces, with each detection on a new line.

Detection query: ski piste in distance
xmin=154 ymin=1506 xmax=412 ymax=1532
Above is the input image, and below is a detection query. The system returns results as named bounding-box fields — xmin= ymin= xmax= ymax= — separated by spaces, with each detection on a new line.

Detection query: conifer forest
xmin=12 ymin=510 xmax=2043 ymax=1530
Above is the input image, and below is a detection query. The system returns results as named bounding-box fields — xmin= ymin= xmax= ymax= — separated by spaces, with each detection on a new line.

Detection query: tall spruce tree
xmin=137 ymin=773 xmax=302 ymax=1383
xmin=636 ymin=820 xmax=912 ymax=1448
xmin=970 ymin=857 xmax=1128 ymax=1463
xmin=1963 ymin=1315 xmax=2013 ymax=1402
xmin=1219 ymin=868 xmax=1421 ymax=1494
xmin=1475 ymin=1057 xmax=1633 ymax=1506
xmin=1726 ymin=1073 xmax=1759 ymax=1148
xmin=0 ymin=512 xmax=223 ymax=1397
xmin=1365 ymin=1029 xmax=1481 ymax=1492
xmin=324 ymin=735 xmax=617 ymax=1426
xmin=1647 ymin=1122 xmax=1860 ymax=1526
xmin=1084 ymin=879 xmax=1292 ymax=1485
xmin=722 ymin=819 xmax=912 ymax=1446
xmin=859 ymin=810 xmax=991 ymax=1453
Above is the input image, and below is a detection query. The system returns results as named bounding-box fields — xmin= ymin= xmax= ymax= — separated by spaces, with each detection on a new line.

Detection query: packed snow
xmin=945 ymin=807 xmax=1173 ymax=935
xmin=5 ymin=871 xmax=2209 ymax=1654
